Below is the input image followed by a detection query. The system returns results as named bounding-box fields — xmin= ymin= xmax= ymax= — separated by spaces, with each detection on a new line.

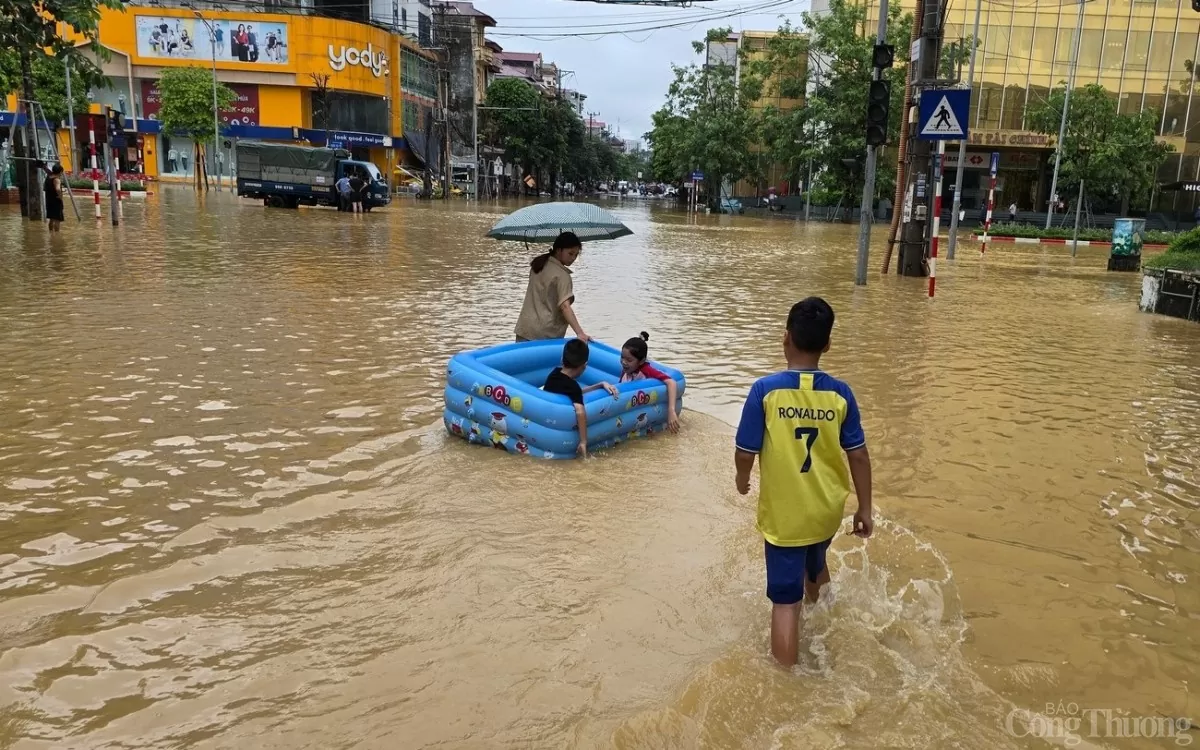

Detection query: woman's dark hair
xmin=531 ymin=231 xmax=583 ymax=274
xmin=622 ymin=331 xmax=650 ymax=361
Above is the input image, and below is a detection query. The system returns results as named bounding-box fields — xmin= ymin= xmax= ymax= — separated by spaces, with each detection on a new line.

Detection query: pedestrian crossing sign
xmin=918 ymin=88 xmax=971 ymax=141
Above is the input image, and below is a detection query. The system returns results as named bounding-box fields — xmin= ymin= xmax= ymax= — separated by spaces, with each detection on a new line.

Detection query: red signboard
xmin=141 ymin=80 xmax=260 ymax=126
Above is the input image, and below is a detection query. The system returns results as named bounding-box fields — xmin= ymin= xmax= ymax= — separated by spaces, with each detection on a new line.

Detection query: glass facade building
xmin=848 ymin=0 xmax=1200 ymax=214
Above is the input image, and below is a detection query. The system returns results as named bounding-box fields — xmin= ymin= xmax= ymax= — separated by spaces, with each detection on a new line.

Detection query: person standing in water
xmin=44 ymin=164 xmax=65 ymax=233
xmin=734 ymin=297 xmax=873 ymax=667
xmin=514 ymin=231 xmax=591 ymax=343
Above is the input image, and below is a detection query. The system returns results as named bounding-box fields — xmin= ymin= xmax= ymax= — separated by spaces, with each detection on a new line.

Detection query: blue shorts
xmin=764 ymin=538 xmax=834 ymax=605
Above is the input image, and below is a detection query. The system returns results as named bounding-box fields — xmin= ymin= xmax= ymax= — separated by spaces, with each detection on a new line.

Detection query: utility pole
xmin=433 ymin=1 xmax=451 ymax=199
xmin=194 ymin=11 xmax=222 ymax=192
xmin=60 ymin=25 xmax=80 ymax=175
xmin=855 ymin=0 xmax=891 ymax=286
xmin=1045 ymin=0 xmax=1087 ymax=229
xmin=944 ymin=0 xmax=983 ymax=260
xmin=896 ymin=0 xmax=946 ymax=277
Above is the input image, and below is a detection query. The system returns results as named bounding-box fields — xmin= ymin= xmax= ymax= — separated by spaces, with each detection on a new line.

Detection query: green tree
xmin=645 ymin=28 xmax=755 ymax=208
xmin=801 ymin=0 xmax=912 ymax=207
xmin=483 ymin=77 xmax=545 ymax=192
xmin=31 ymin=54 xmax=107 ymax=124
xmin=156 ymin=66 xmax=234 ymax=191
xmin=1027 ymin=83 xmax=1170 ymax=214
xmin=0 ymin=0 xmax=121 ymax=219
xmin=738 ymin=22 xmax=810 ymax=190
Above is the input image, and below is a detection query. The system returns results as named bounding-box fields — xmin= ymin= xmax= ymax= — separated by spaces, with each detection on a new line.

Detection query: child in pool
xmin=543 ymin=339 xmax=618 ymax=457
xmin=619 ymin=332 xmax=680 ymax=433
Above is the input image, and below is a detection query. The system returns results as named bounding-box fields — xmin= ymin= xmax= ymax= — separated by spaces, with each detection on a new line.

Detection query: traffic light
xmin=865 ymin=80 xmax=891 ymax=146
xmin=872 ymin=43 xmax=895 ymax=70
xmin=1193 ymin=0 xmax=1200 ymax=12
xmin=105 ymin=107 xmax=124 ymax=138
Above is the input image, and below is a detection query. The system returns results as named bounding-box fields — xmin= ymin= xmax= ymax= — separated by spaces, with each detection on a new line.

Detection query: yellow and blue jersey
xmin=735 ymin=370 xmax=866 ymax=547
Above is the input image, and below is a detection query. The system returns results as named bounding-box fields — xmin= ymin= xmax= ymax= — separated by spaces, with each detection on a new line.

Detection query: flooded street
xmin=0 ymin=190 xmax=1197 ymax=749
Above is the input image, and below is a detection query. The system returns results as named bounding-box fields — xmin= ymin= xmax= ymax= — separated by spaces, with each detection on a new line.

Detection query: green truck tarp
xmin=236 ymin=142 xmax=351 ymax=182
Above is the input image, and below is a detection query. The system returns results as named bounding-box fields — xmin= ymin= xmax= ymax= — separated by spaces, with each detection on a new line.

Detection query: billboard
xmin=141 ymin=80 xmax=261 ymax=126
xmin=135 ymin=15 xmax=290 ymax=65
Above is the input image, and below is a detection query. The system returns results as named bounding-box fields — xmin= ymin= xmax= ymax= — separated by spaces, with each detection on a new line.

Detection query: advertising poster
xmin=135 ymin=15 xmax=289 ymax=65
xmin=141 ymin=80 xmax=262 ymax=126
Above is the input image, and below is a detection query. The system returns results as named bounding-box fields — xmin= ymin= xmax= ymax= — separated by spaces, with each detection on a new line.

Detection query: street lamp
xmin=193 ymin=11 xmax=222 ymax=192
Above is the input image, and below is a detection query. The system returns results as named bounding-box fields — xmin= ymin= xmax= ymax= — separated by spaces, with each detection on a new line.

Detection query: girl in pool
xmin=620 ymin=332 xmax=680 ymax=433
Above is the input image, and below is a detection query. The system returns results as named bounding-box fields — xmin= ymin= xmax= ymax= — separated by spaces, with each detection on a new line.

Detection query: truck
xmin=235 ymin=141 xmax=390 ymax=210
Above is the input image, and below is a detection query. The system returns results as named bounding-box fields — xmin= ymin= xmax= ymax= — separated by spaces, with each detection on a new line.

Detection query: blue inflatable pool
xmin=443 ymin=339 xmax=686 ymax=459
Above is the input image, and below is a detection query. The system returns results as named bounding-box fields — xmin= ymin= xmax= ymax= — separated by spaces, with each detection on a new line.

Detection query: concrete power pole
xmin=896 ymin=0 xmax=946 ymax=277
xmin=434 ymin=2 xmax=452 ymax=199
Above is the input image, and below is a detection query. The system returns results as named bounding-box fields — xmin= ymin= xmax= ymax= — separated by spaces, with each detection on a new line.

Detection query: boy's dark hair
xmin=622 ymin=331 xmax=650 ymax=361
xmin=787 ymin=297 xmax=835 ymax=352
xmin=562 ymin=338 xmax=590 ymax=369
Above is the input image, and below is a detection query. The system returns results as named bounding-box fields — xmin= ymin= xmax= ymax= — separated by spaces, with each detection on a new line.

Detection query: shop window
xmin=1078 ymin=29 xmax=1102 ymax=74
xmin=1001 ymin=85 xmax=1026 ymax=131
xmin=1174 ymin=34 xmax=1200 ymax=81
xmin=419 ymin=14 xmax=431 ymax=47
xmin=403 ymin=99 xmax=420 ymax=133
xmin=1033 ymin=27 xmax=1056 ymax=69
xmin=1055 ymin=27 xmax=1075 ymax=67
xmin=1126 ymin=31 xmax=1150 ymax=71
xmin=1102 ymin=29 xmax=1127 ymax=71
xmin=312 ymin=91 xmax=388 ymax=134
xmin=1010 ymin=26 xmax=1033 ymax=61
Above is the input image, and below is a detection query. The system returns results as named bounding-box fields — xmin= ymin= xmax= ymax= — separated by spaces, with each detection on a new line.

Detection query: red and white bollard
xmin=929 ymin=140 xmax=946 ymax=298
xmin=88 ymin=123 xmax=101 ymax=219
xmin=112 ymin=146 xmax=123 ymax=221
xmin=981 ymin=173 xmax=997 ymax=256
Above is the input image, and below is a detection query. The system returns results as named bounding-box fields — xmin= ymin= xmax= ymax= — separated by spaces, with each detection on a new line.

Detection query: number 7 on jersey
xmin=794 ymin=427 xmax=819 ymax=473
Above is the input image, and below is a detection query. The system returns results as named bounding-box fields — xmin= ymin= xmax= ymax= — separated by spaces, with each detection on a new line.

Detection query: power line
xmin=488 ymin=0 xmax=797 ymax=38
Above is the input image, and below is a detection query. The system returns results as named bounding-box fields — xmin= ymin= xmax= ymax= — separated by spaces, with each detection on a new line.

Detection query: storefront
xmin=72 ymin=6 xmax=406 ymax=183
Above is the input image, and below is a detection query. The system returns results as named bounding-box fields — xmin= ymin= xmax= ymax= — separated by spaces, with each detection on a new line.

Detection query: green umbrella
xmin=487 ymin=202 xmax=633 ymax=243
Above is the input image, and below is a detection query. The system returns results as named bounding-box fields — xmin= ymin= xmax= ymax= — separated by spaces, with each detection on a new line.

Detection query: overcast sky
xmin=469 ymin=0 xmax=808 ymax=143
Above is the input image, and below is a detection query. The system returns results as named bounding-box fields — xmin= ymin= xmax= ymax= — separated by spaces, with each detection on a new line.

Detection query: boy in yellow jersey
xmin=734 ymin=297 xmax=874 ymax=667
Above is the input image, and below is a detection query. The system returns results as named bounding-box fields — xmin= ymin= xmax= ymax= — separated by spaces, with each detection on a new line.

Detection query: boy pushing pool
xmin=734 ymin=297 xmax=874 ymax=667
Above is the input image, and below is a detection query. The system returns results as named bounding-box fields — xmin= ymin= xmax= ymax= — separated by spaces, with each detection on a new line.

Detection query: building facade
xmin=434 ymin=1 xmax=497 ymax=175
xmin=707 ymin=30 xmax=808 ymax=198
xmin=2 ymin=2 xmax=440 ymax=184
xmin=842 ymin=0 xmax=1200 ymax=214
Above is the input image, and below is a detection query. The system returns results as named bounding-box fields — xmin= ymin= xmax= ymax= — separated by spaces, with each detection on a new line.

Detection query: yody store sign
xmin=328 ymin=43 xmax=388 ymax=77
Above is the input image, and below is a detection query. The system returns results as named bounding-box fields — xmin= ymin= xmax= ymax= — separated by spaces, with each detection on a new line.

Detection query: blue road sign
xmin=690 ymin=171 xmax=704 ymax=182
xmin=918 ymin=89 xmax=971 ymax=141
xmin=989 ymin=151 xmax=1000 ymax=177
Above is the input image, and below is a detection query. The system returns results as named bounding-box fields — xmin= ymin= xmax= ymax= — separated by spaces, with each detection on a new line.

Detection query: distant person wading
xmin=514 ymin=231 xmax=591 ymax=343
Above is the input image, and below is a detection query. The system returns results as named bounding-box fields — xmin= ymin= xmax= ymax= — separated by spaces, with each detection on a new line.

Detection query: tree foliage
xmin=738 ymin=22 xmax=810 ymax=187
xmin=644 ymin=27 xmax=755 ymax=206
xmin=801 ymin=0 xmax=912 ymax=204
xmin=1027 ymin=83 xmax=1170 ymax=212
xmin=0 ymin=51 xmax=107 ymax=123
xmin=156 ymin=66 xmax=235 ymax=141
xmin=483 ymin=77 xmax=627 ymax=192
xmin=0 ymin=0 xmax=120 ymax=219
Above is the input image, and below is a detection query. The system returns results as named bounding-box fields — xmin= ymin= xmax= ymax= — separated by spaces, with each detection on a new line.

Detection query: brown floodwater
xmin=0 ymin=189 xmax=1197 ymax=749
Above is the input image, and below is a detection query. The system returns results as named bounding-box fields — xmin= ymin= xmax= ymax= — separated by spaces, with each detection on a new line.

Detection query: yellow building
xmin=3 ymin=4 xmax=437 ymax=184
xmin=845 ymin=0 xmax=1200 ymax=213
xmin=709 ymin=30 xmax=809 ymax=199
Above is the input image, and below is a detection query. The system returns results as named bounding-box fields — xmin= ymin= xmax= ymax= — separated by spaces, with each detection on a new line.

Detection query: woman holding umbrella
xmin=514 ymin=231 xmax=591 ymax=343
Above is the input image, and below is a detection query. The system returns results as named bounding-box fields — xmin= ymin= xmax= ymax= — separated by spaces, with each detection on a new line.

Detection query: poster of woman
xmin=135 ymin=16 xmax=289 ymax=65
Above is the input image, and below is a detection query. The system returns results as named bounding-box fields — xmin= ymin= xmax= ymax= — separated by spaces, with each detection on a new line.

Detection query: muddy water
xmin=0 ymin=191 xmax=1196 ymax=749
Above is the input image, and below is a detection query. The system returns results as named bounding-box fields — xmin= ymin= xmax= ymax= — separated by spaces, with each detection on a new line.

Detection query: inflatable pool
xmin=443 ymin=339 xmax=686 ymax=459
